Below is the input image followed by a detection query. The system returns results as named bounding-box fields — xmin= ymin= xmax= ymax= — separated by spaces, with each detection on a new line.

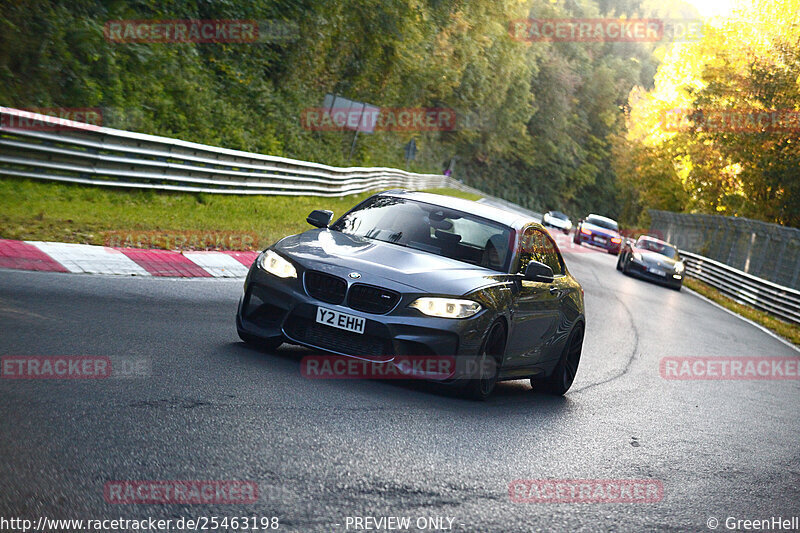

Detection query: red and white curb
xmin=0 ymin=239 xmax=258 ymax=278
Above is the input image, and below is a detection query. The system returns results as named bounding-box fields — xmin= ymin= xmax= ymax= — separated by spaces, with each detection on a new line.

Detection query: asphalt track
xmin=0 ymin=244 xmax=798 ymax=532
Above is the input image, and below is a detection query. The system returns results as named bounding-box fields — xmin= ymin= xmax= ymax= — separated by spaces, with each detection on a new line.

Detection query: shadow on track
xmin=225 ymin=340 xmax=577 ymax=414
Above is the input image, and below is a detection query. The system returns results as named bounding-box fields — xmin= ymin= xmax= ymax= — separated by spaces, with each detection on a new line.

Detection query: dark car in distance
xmin=617 ymin=235 xmax=685 ymax=290
xmin=573 ymin=214 xmax=623 ymax=254
xmin=237 ymin=190 xmax=586 ymax=400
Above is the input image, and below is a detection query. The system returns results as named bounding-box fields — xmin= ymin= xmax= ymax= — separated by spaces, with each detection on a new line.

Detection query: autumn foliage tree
xmin=616 ymin=0 xmax=800 ymax=227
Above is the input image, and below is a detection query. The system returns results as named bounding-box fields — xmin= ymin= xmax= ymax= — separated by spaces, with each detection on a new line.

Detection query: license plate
xmin=316 ymin=307 xmax=365 ymax=334
xmin=650 ymin=268 xmax=666 ymax=276
xmin=594 ymin=237 xmax=606 ymax=244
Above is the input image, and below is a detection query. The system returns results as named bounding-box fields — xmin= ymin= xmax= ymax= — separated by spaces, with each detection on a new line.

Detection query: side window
xmin=518 ymin=228 xmax=565 ymax=276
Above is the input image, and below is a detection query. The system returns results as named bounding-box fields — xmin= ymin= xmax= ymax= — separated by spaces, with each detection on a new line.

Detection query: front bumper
xmin=543 ymin=221 xmax=571 ymax=233
xmin=626 ymin=260 xmax=683 ymax=287
xmin=236 ymin=265 xmax=495 ymax=381
xmin=577 ymin=232 xmax=621 ymax=252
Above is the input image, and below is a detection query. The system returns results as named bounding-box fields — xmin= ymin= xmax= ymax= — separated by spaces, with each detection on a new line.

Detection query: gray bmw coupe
xmin=236 ymin=190 xmax=586 ymax=399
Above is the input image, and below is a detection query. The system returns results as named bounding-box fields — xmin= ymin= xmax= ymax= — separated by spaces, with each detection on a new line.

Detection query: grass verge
xmin=0 ymin=178 xmax=481 ymax=250
xmin=684 ymin=277 xmax=800 ymax=346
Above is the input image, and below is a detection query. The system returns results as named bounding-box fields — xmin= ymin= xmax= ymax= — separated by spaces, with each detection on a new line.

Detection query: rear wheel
xmin=573 ymin=230 xmax=581 ymax=245
xmin=464 ymin=321 xmax=506 ymax=401
xmin=532 ymin=324 xmax=584 ymax=395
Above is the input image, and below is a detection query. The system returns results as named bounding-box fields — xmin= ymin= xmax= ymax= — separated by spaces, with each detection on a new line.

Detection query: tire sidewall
xmin=465 ymin=320 xmax=506 ymax=400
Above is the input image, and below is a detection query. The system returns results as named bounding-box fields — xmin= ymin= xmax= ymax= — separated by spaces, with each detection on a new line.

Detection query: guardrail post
xmin=743 ymin=231 xmax=756 ymax=273
xmin=725 ymin=220 xmax=738 ymax=266
xmin=753 ymin=233 xmax=769 ymax=278
xmin=712 ymin=219 xmax=726 ymax=258
xmin=772 ymin=238 xmax=787 ymax=281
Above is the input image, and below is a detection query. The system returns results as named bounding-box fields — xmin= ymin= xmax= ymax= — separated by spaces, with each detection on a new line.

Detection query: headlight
xmin=675 ymin=261 xmax=685 ymax=273
xmin=258 ymin=249 xmax=297 ymax=278
xmin=409 ymin=297 xmax=482 ymax=319
xmin=632 ymin=252 xmax=643 ymax=262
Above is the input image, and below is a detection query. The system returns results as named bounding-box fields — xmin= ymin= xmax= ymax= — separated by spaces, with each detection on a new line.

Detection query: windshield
xmin=331 ymin=196 xmax=514 ymax=271
xmin=549 ymin=211 xmax=569 ymax=220
xmin=636 ymin=238 xmax=678 ymax=259
xmin=586 ymin=215 xmax=618 ymax=231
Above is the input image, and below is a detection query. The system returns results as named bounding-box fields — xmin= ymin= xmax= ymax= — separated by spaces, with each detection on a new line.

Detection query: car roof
xmin=638 ymin=235 xmax=676 ymax=247
xmin=378 ymin=190 xmax=531 ymax=229
xmin=586 ymin=213 xmax=618 ymax=224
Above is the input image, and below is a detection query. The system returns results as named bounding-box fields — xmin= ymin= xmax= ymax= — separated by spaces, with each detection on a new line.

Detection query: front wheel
xmin=532 ymin=324 xmax=584 ymax=395
xmin=616 ymin=254 xmax=624 ymax=271
xmin=464 ymin=321 xmax=506 ymax=401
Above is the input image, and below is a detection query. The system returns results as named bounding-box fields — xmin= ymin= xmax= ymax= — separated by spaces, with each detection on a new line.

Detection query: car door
xmin=506 ymin=226 xmax=569 ymax=368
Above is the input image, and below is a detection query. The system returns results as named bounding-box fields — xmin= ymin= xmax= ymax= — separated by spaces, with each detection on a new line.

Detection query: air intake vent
xmin=348 ymin=284 xmax=400 ymax=314
xmin=304 ymin=271 xmax=346 ymax=304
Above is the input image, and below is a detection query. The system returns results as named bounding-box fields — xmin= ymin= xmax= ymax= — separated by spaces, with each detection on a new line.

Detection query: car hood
xmin=582 ymin=223 xmax=619 ymax=237
xmin=274 ymin=229 xmax=510 ymax=295
xmin=546 ymin=217 xmax=571 ymax=227
xmin=634 ymin=249 xmax=679 ymax=268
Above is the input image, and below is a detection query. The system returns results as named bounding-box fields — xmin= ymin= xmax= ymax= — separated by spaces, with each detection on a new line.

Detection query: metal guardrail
xmin=681 ymin=250 xmax=800 ymax=325
xmin=0 ymin=106 xmax=481 ymax=197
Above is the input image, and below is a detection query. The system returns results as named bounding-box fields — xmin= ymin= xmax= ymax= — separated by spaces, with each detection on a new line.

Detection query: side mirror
xmin=523 ymin=261 xmax=554 ymax=283
xmin=307 ymin=209 xmax=333 ymax=228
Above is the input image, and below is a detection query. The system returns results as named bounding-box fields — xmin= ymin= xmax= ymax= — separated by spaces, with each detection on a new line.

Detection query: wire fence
xmin=649 ymin=210 xmax=800 ymax=291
